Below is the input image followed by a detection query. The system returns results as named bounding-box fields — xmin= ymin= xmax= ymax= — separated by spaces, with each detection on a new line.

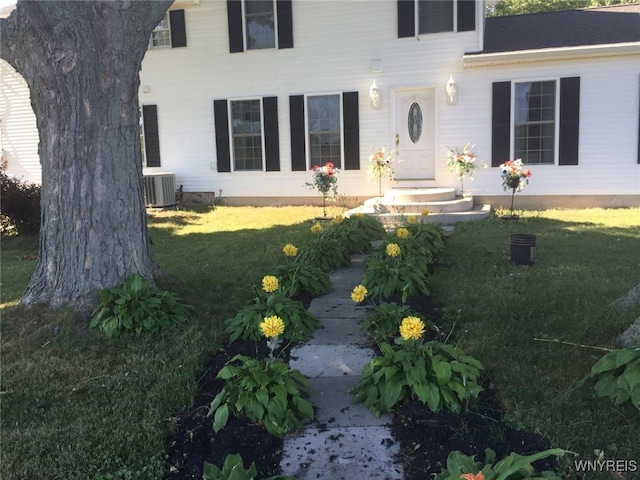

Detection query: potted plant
xmin=306 ymin=161 xmax=338 ymax=218
xmin=368 ymin=146 xmax=395 ymax=197
xmin=446 ymin=143 xmax=484 ymax=196
xmin=498 ymin=159 xmax=532 ymax=218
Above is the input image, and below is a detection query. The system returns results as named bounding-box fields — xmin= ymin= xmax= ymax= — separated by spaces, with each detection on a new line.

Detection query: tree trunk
xmin=1 ymin=1 xmax=173 ymax=312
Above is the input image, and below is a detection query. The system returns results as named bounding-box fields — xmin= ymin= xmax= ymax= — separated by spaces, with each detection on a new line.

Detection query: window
xmin=227 ymin=0 xmax=293 ymax=53
xmin=491 ymin=77 xmax=580 ymax=167
xmin=398 ymin=0 xmax=475 ymax=38
xmin=245 ymin=0 xmax=275 ymax=50
xmin=307 ymin=95 xmax=341 ymax=168
xmin=231 ymin=100 xmax=263 ymax=170
xmin=214 ymin=97 xmax=280 ymax=173
xmin=289 ymin=92 xmax=360 ymax=172
xmin=418 ymin=0 xmax=453 ymax=34
xmin=151 ymin=13 xmax=172 ymax=48
xmin=514 ymin=81 xmax=556 ymax=165
xmin=149 ymin=10 xmax=187 ymax=49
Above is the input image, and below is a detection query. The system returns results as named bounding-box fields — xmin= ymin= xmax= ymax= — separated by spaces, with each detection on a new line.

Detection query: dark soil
xmin=164 ymin=292 xmax=556 ymax=480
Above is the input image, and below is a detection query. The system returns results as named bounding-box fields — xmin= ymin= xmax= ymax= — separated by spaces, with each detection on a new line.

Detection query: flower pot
xmin=510 ymin=233 xmax=536 ymax=265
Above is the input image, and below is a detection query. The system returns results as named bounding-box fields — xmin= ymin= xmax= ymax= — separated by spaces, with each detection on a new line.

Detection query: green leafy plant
xmin=362 ymin=302 xmax=440 ymax=344
xmin=273 ymin=243 xmax=331 ymax=297
xmin=579 ymin=347 xmax=640 ymax=411
xmin=202 ymin=454 xmax=298 ymax=480
xmin=224 ymin=275 xmax=319 ymax=343
xmin=433 ymin=447 xmax=569 ymax=480
xmin=89 ymin=273 xmax=192 ymax=339
xmin=296 ymin=234 xmax=351 ymax=272
xmin=403 ymin=221 xmax=445 ymax=256
xmin=362 ymin=242 xmax=430 ymax=304
xmin=0 ymin=160 xmax=41 ymax=236
xmin=323 ymin=214 xmax=386 ymax=253
xmin=210 ymin=316 xmax=314 ymax=438
xmin=352 ymin=317 xmax=483 ymax=416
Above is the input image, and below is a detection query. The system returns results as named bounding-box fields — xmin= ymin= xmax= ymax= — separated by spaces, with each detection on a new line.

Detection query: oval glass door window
xmin=407 ymin=102 xmax=423 ymax=143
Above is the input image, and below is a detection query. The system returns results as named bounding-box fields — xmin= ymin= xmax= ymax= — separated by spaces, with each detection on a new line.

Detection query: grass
xmin=2 ymin=205 xmax=639 ymax=479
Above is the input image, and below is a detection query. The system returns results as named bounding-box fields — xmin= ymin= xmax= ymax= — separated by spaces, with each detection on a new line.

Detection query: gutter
xmin=463 ymin=41 xmax=640 ymax=68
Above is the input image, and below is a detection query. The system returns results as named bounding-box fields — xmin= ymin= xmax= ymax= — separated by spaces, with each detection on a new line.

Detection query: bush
xmin=0 ymin=161 xmax=41 ymax=236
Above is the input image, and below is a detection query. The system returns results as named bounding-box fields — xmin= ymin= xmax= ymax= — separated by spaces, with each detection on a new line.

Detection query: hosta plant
xmin=352 ymin=317 xmax=483 ymax=416
xmin=579 ymin=347 xmax=640 ymax=411
xmin=224 ymin=275 xmax=319 ymax=343
xmin=296 ymin=235 xmax=351 ymax=272
xmin=405 ymin=221 xmax=445 ymax=255
xmin=362 ymin=242 xmax=430 ymax=304
xmin=273 ymin=243 xmax=331 ymax=297
xmin=323 ymin=213 xmax=386 ymax=253
xmin=203 ymin=454 xmax=298 ymax=480
xmin=434 ymin=447 xmax=569 ymax=480
xmin=90 ymin=273 xmax=192 ymax=339
xmin=209 ymin=318 xmax=314 ymax=438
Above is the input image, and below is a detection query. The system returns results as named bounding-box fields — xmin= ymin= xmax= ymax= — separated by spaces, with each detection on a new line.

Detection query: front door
xmin=393 ymin=88 xmax=435 ymax=180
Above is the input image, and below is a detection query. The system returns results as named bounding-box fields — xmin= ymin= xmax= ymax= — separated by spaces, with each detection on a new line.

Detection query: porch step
xmin=345 ymin=187 xmax=491 ymax=227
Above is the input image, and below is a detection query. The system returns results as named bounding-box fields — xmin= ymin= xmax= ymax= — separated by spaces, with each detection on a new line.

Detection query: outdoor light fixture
xmin=446 ymin=74 xmax=458 ymax=105
xmin=369 ymin=80 xmax=381 ymax=109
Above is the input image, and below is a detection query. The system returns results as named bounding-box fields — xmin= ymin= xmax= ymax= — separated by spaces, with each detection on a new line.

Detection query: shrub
xmin=296 ymin=235 xmax=351 ymax=272
xmin=272 ymin=243 xmax=331 ymax=297
xmin=89 ymin=273 xmax=192 ymax=339
xmin=323 ymin=214 xmax=386 ymax=253
xmin=203 ymin=454 xmax=298 ymax=480
xmin=0 ymin=161 xmax=41 ymax=236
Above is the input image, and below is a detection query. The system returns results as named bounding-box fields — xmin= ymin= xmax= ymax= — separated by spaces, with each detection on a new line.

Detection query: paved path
xmin=280 ymin=254 xmax=404 ymax=480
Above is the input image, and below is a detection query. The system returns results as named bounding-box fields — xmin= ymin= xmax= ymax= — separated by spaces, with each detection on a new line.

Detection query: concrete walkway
xmin=280 ymin=254 xmax=404 ymax=480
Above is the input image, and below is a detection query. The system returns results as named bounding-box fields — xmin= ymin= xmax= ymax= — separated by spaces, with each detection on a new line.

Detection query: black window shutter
xmin=343 ymin=92 xmax=360 ymax=170
xmin=142 ymin=105 xmax=161 ymax=168
xmin=457 ymin=0 xmax=475 ymax=32
xmin=559 ymin=77 xmax=580 ymax=166
xmin=277 ymin=0 xmax=294 ymax=49
xmin=491 ymin=81 xmax=511 ymax=167
xmin=227 ymin=0 xmax=244 ymax=53
xmin=214 ymin=100 xmax=231 ymax=172
xmin=169 ymin=10 xmax=187 ymax=48
xmin=398 ymin=0 xmax=415 ymax=38
xmin=263 ymin=97 xmax=280 ymax=172
xmin=289 ymin=95 xmax=306 ymax=171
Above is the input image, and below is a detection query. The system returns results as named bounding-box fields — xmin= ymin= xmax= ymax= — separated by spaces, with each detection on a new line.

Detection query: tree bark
xmin=1 ymin=1 xmax=173 ymax=312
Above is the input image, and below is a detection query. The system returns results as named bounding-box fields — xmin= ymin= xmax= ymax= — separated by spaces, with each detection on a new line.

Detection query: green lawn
xmin=1 ymin=206 xmax=639 ymax=479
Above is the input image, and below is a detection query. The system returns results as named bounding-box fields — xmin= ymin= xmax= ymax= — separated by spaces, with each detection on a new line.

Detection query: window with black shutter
xmin=397 ymin=0 xmax=475 ymax=37
xmin=227 ymin=0 xmax=294 ymax=53
xmin=150 ymin=10 xmax=187 ymax=49
xmin=141 ymin=105 xmax=161 ymax=168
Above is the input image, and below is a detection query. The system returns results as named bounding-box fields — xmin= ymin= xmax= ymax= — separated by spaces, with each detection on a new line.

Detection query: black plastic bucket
xmin=510 ymin=234 xmax=536 ymax=265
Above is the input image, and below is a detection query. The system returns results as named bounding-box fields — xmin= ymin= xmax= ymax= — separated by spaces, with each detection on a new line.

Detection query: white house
xmin=1 ymin=0 xmax=639 ymax=210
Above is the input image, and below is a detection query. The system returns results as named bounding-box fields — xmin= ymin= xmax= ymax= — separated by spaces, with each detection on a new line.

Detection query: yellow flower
xmin=332 ymin=215 xmax=344 ymax=224
xmin=311 ymin=222 xmax=323 ymax=234
xmin=461 ymin=473 xmax=484 ymax=480
xmin=421 ymin=208 xmax=430 ymax=216
xmin=282 ymin=243 xmax=298 ymax=257
xmin=386 ymin=243 xmax=401 ymax=257
xmin=260 ymin=315 xmax=285 ymax=338
xmin=399 ymin=316 xmax=425 ymax=340
xmin=262 ymin=275 xmax=279 ymax=293
xmin=407 ymin=216 xmax=418 ymax=224
xmin=396 ymin=227 xmax=409 ymax=239
xmin=351 ymin=284 xmax=368 ymax=303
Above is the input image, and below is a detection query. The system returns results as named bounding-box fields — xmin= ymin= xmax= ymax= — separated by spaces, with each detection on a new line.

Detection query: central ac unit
xmin=143 ymin=173 xmax=176 ymax=207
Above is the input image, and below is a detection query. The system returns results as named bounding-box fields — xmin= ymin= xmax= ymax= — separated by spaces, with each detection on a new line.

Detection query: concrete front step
xmin=364 ymin=194 xmax=474 ymax=214
xmin=346 ymin=203 xmax=491 ymax=226
xmin=381 ymin=187 xmax=456 ymax=203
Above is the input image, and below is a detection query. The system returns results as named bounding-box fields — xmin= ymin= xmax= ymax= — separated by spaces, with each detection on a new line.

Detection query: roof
xmin=482 ymin=4 xmax=640 ymax=54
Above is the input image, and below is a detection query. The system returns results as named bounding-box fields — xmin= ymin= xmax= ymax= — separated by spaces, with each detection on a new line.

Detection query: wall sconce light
xmin=369 ymin=80 xmax=381 ymax=109
xmin=445 ymin=74 xmax=458 ymax=105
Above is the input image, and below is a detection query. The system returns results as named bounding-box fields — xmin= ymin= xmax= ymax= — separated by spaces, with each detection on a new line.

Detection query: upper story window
xmin=245 ymin=0 xmax=275 ymax=50
xmin=149 ymin=10 xmax=187 ymax=49
xmin=398 ymin=0 xmax=476 ymax=38
xmin=231 ymin=99 xmax=264 ymax=170
xmin=514 ymin=81 xmax=557 ymax=165
xmin=227 ymin=0 xmax=294 ymax=53
xmin=151 ymin=13 xmax=172 ymax=48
